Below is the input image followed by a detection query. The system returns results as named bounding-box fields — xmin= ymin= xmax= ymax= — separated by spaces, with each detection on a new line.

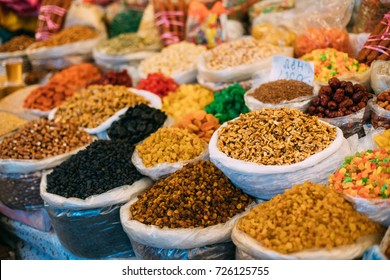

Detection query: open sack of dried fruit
xmin=329 ymin=149 xmax=390 ymax=227
xmin=232 ymin=182 xmax=385 ymax=260
xmin=0 ymin=119 xmax=93 ymax=210
xmin=120 ymin=161 xmax=255 ymax=260
xmin=48 ymin=85 xmax=161 ymax=139
xmin=27 ymin=25 xmax=106 ymax=70
xmin=40 ymin=140 xmax=152 ymax=259
xmin=197 ymin=37 xmax=293 ymax=84
xmin=209 ymin=108 xmax=350 ymax=200
xmin=131 ymin=127 xmax=209 ymax=181
xmin=244 ymin=79 xmax=316 ymax=112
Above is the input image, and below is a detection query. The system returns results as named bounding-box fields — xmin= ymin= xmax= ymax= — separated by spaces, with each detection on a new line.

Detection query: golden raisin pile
xmin=238 ymin=181 xmax=384 ymax=254
xmin=131 ymin=161 xmax=254 ymax=229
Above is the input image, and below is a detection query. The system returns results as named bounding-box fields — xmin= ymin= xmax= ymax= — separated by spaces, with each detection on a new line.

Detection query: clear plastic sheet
xmin=320 ymin=106 xmax=371 ymax=138
xmin=45 ymin=203 xmax=134 ymax=259
xmin=370 ymin=60 xmax=390 ymax=95
xmin=0 ymin=171 xmax=43 ymax=210
xmin=370 ymin=96 xmax=390 ymax=130
xmin=130 ymin=239 xmax=235 ymax=260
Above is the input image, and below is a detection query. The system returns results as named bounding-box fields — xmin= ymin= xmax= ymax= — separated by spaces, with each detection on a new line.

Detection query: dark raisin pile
xmin=107 ymin=104 xmax=167 ymax=143
xmin=46 ymin=140 xmax=143 ymax=199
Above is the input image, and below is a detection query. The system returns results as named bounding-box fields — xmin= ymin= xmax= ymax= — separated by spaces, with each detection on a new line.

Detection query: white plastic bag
xmin=371 ymin=60 xmax=390 ymax=95
xmin=232 ymin=222 xmax=383 ymax=260
xmin=120 ymin=197 xmax=247 ymax=249
xmin=93 ymin=49 xmax=158 ymax=70
xmin=197 ymin=46 xmax=293 ymax=84
xmin=209 ymin=122 xmax=350 ymax=199
xmin=348 ymin=33 xmax=370 ymax=58
xmin=344 ymin=195 xmax=390 ymax=227
xmin=347 ymin=125 xmax=381 ymax=154
xmin=131 ymin=144 xmax=209 ymax=181
xmin=48 ymin=88 xmax=161 ymax=136
xmin=40 ymin=171 xmax=153 ymax=211
xmin=0 ymin=144 xmax=90 ymax=174
xmin=64 ymin=2 xmax=107 ymax=34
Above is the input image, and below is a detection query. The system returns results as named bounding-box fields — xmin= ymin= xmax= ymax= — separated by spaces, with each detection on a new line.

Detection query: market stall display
xmin=210 ymin=107 xmax=350 ymax=199
xmin=205 ymin=84 xmax=248 ymax=123
xmin=232 ymin=181 xmax=384 ymax=260
xmin=245 ymin=79 xmax=314 ymax=112
xmin=132 ymin=127 xmax=208 ymax=180
xmin=120 ymin=160 xmax=254 ymax=260
xmin=23 ymin=63 xmax=102 ymax=113
xmin=139 ymin=42 xmax=206 ymax=84
xmin=89 ymin=70 xmax=133 ymax=87
xmin=162 ymin=84 xmax=214 ymax=122
xmin=329 ymin=149 xmax=390 ymax=226
xmin=107 ymin=104 xmax=167 ymax=143
xmin=41 ymin=140 xmax=152 ymax=259
xmin=0 ymin=35 xmax=35 ymax=53
xmin=173 ymin=110 xmax=220 ymax=143
xmin=0 ymin=119 xmax=93 ymax=210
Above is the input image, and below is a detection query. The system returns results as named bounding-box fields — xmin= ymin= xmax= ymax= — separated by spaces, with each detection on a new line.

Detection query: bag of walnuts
xmin=120 ymin=161 xmax=255 ymax=260
xmin=232 ymin=182 xmax=385 ymax=260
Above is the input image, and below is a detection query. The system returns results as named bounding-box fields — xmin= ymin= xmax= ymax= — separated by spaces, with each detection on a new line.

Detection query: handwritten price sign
xmin=269 ymin=56 xmax=315 ymax=85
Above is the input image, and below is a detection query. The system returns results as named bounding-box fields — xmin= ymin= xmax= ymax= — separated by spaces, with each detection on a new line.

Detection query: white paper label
xmin=269 ymin=56 xmax=315 ymax=85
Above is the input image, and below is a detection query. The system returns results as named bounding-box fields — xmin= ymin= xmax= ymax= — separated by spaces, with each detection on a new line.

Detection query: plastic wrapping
xmin=252 ymin=0 xmax=354 ymax=36
xmin=130 ymin=239 xmax=235 ymax=260
xmin=343 ymin=195 xmax=390 ymax=227
xmin=370 ymin=60 xmax=390 ymax=95
xmin=93 ymin=50 xmax=158 ymax=70
xmin=0 ymin=171 xmax=43 ymax=210
xmin=209 ymin=123 xmax=350 ymax=200
xmin=45 ymin=203 xmax=134 ymax=259
xmin=348 ymin=33 xmax=371 ymax=60
xmin=363 ymin=227 xmax=390 ymax=260
xmin=320 ymin=106 xmax=371 ymax=138
xmin=251 ymin=24 xmax=296 ymax=46
xmin=294 ymin=28 xmax=350 ymax=57
xmin=347 ymin=125 xmax=381 ymax=154
xmin=197 ymin=46 xmax=293 ymax=84
xmin=232 ymin=222 xmax=383 ymax=260
xmin=370 ymin=98 xmax=390 ymax=129
xmin=0 ymin=202 xmax=51 ymax=232
xmin=352 ymin=0 xmax=390 ymax=33
xmin=131 ymin=144 xmax=209 ymax=181
xmin=48 ymin=88 xmax=161 ymax=136
xmin=120 ymin=198 xmax=253 ymax=260
xmin=197 ymin=74 xmax=253 ymax=92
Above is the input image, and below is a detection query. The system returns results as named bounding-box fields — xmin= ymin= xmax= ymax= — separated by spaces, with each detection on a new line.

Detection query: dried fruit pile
xmin=131 ymin=161 xmax=254 ymax=228
xmin=238 ymin=181 xmax=383 ymax=254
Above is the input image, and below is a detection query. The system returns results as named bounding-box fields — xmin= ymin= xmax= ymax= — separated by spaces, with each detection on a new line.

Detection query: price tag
xmin=269 ymin=56 xmax=315 ymax=85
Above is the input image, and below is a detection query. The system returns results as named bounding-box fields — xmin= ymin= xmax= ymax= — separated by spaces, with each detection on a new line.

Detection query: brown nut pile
xmin=376 ymin=90 xmax=390 ymax=111
xmin=205 ymin=38 xmax=282 ymax=70
xmin=307 ymin=77 xmax=372 ymax=118
xmin=131 ymin=160 xmax=254 ymax=228
xmin=372 ymin=90 xmax=390 ymax=129
xmin=0 ymin=35 xmax=35 ymax=53
xmin=54 ymin=85 xmax=149 ymax=128
xmin=217 ymin=108 xmax=336 ymax=165
xmin=173 ymin=110 xmax=220 ymax=143
xmin=250 ymin=80 xmax=314 ymax=104
xmin=0 ymin=119 xmax=93 ymax=160
xmin=136 ymin=127 xmax=205 ymax=167
xmin=238 ymin=181 xmax=384 ymax=254
xmin=0 ymin=112 xmax=27 ymax=137
xmin=30 ymin=26 xmax=98 ymax=49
